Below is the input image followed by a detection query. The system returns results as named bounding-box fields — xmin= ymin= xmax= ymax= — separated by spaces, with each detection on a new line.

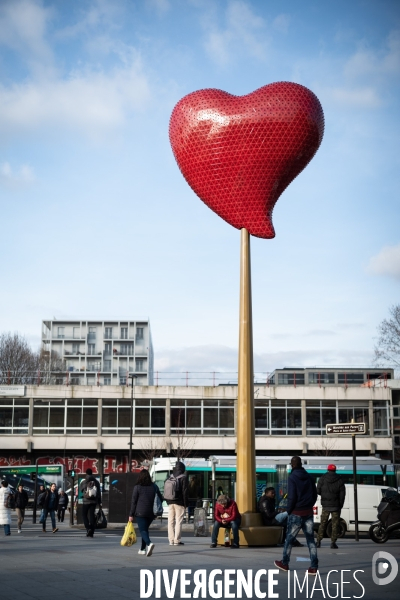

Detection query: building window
xmin=33 ymin=399 xmax=98 ymax=435
xmin=338 ymin=373 xmax=364 ymax=384
xmin=72 ymin=343 xmax=80 ymax=354
xmin=338 ymin=402 xmax=369 ymax=432
xmin=121 ymin=327 xmax=128 ymax=339
xmin=136 ymin=359 xmax=145 ymax=372
xmin=103 ymin=360 xmax=111 ymax=372
xmin=101 ymin=399 xmax=165 ymax=435
xmin=73 ymin=327 xmax=80 ymax=339
xmin=306 ymin=400 xmax=337 ymax=435
xmin=373 ymin=401 xmax=389 ymax=436
xmin=255 ymin=400 xmax=302 ymax=436
xmin=57 ymin=327 xmax=65 ymax=339
xmin=0 ymin=398 xmax=29 ymax=435
xmin=88 ymin=343 xmax=95 ymax=355
xmin=120 ymin=343 xmax=133 ymax=355
xmin=277 ymin=373 xmax=305 ymax=385
xmin=103 ymin=377 xmax=111 ymax=385
xmin=308 ymin=372 xmax=335 ymax=384
xmin=170 ymin=399 xmax=234 ymax=435
xmin=105 ymin=327 xmax=113 ymax=339
xmin=136 ymin=327 xmax=144 ymax=340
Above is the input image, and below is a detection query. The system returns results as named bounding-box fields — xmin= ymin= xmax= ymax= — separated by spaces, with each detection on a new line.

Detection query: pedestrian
xmin=37 ymin=484 xmax=46 ymax=524
xmin=80 ymin=468 xmax=101 ymax=538
xmin=42 ymin=483 xmax=60 ymax=533
xmin=274 ymin=456 xmax=318 ymax=575
xmin=210 ymin=494 xmax=241 ymax=548
xmin=15 ymin=484 xmax=29 ymax=533
xmin=129 ymin=468 xmax=163 ymax=557
xmin=164 ymin=461 xmax=188 ymax=546
xmin=57 ymin=490 xmax=69 ymax=523
xmin=316 ymin=464 xmax=346 ymax=549
xmin=0 ymin=481 xmax=12 ymax=536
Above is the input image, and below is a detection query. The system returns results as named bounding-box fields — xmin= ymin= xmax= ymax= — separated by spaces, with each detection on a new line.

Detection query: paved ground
xmin=0 ymin=515 xmax=399 ymax=599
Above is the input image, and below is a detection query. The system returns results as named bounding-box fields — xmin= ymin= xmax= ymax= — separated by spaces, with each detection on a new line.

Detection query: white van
xmin=313 ymin=484 xmax=388 ymax=535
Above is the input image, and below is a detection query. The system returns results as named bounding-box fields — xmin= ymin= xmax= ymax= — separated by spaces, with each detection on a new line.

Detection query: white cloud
xmin=203 ymin=0 xmax=267 ymax=66
xmin=0 ymin=0 xmax=56 ymax=78
xmin=0 ymin=61 xmax=151 ymax=140
xmin=328 ymin=86 xmax=381 ymax=108
xmin=0 ymin=161 xmax=36 ymax=186
xmin=344 ymin=30 xmax=400 ymax=80
xmin=145 ymin=0 xmax=170 ymax=16
xmin=367 ymin=243 xmax=400 ymax=281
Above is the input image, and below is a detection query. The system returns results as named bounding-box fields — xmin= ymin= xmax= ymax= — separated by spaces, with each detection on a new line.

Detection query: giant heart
xmin=169 ymin=82 xmax=324 ymax=239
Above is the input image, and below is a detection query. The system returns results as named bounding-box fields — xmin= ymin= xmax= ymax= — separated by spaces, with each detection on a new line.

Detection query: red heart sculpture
xmin=169 ymin=82 xmax=324 ymax=238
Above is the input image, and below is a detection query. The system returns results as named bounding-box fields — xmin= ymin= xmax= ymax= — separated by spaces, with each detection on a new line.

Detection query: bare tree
xmin=374 ymin=304 xmax=400 ymax=372
xmin=170 ymin=406 xmax=197 ymax=460
xmin=0 ymin=332 xmax=37 ymax=384
xmin=37 ymin=349 xmax=66 ymax=384
xmin=313 ymin=436 xmax=338 ymax=456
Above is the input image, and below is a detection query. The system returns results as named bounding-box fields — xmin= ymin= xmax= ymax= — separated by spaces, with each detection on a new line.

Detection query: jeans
xmin=82 ymin=503 xmax=96 ymax=534
xmin=136 ymin=516 xmax=153 ymax=550
xmin=4 ymin=524 xmax=10 ymax=535
xmin=42 ymin=509 xmax=56 ymax=530
xmin=282 ymin=514 xmax=318 ymax=569
xmin=275 ymin=511 xmax=288 ymax=524
xmin=211 ymin=518 xmax=241 ymax=545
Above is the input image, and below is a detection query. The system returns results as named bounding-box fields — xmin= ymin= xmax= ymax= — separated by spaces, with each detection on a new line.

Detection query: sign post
xmin=326 ymin=420 xmax=366 ymax=542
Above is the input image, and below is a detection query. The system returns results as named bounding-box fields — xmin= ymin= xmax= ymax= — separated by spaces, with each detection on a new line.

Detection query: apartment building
xmin=41 ymin=319 xmax=154 ymax=386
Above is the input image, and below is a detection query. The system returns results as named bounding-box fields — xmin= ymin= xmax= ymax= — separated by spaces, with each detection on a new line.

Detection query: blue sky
xmin=0 ymin=0 xmax=399 ymax=378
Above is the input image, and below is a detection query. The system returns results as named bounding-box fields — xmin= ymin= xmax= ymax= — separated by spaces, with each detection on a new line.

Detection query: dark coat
xmin=258 ymin=495 xmax=279 ymax=526
xmin=80 ymin=475 xmax=101 ymax=505
xmin=130 ymin=483 xmax=162 ymax=519
xmin=15 ymin=490 xmax=29 ymax=509
xmin=317 ymin=471 xmax=346 ymax=511
xmin=165 ymin=462 xmax=188 ymax=508
xmin=287 ymin=467 xmax=317 ymax=515
xmin=58 ymin=493 xmax=69 ymax=509
xmin=42 ymin=489 xmax=60 ymax=511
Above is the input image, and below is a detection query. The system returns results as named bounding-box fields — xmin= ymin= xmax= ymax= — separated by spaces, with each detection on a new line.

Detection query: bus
xmin=151 ymin=455 xmax=399 ymax=516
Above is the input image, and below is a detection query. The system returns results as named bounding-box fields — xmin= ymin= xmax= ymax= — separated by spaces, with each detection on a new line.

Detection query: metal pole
xmin=70 ymin=474 xmax=74 ymax=526
xmin=128 ymin=374 xmax=137 ymax=472
xmin=32 ymin=458 xmax=39 ymax=524
xmin=351 ymin=418 xmax=359 ymax=542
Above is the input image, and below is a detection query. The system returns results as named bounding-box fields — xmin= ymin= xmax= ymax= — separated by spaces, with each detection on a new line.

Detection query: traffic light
xmin=68 ymin=470 xmax=76 ymax=478
xmin=30 ymin=473 xmax=36 ymax=481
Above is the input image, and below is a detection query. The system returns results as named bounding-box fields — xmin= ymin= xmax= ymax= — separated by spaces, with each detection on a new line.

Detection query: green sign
xmin=0 ymin=466 xmax=62 ymax=475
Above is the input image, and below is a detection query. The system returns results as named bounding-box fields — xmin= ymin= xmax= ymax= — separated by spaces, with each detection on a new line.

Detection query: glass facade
xmin=255 ymin=400 xmax=302 ymax=435
xmin=171 ymin=399 xmax=234 ymax=435
xmin=33 ymin=399 xmax=98 ymax=435
xmin=102 ymin=399 xmax=165 ymax=435
xmin=0 ymin=398 xmax=29 ymax=434
xmin=306 ymin=400 xmax=369 ymax=435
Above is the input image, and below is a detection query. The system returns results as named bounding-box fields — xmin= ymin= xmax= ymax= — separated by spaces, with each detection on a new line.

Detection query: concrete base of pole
xmin=216 ymin=513 xmax=283 ymax=546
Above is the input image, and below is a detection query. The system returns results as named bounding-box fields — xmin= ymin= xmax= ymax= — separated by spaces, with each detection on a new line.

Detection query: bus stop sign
xmin=326 ymin=422 xmax=366 ymax=435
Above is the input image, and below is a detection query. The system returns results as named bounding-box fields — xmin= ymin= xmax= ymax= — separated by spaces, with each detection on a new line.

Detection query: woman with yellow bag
xmin=129 ymin=469 xmax=163 ymax=557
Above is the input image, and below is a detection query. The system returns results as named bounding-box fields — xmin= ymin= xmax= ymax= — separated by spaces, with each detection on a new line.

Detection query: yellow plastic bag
xmin=121 ymin=521 xmax=137 ymax=546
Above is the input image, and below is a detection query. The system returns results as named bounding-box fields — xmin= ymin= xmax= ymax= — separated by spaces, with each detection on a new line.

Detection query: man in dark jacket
xmin=80 ymin=468 xmax=101 ymax=538
xmin=274 ymin=456 xmax=318 ymax=575
xmin=165 ymin=461 xmax=188 ymax=546
xmin=316 ymin=464 xmax=346 ymax=549
xmin=15 ymin=484 xmax=29 ymax=533
xmin=42 ymin=483 xmax=60 ymax=533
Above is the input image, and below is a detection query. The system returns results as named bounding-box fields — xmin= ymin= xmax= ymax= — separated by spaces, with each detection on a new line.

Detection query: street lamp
xmin=128 ymin=374 xmax=137 ymax=472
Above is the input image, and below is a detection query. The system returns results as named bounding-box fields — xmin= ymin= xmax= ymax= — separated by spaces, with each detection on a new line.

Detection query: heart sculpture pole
xmin=170 ymin=82 xmax=324 ymax=545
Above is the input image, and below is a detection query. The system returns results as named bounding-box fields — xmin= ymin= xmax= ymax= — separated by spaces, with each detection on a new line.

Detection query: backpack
xmin=84 ymin=480 xmax=97 ymax=500
xmin=153 ymin=485 xmax=163 ymax=517
xmin=163 ymin=474 xmax=185 ymax=501
xmin=5 ymin=491 xmax=16 ymax=509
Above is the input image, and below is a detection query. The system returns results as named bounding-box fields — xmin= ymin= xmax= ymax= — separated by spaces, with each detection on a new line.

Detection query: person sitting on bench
xmin=210 ymin=494 xmax=241 ymax=548
xmin=258 ymin=487 xmax=303 ymax=547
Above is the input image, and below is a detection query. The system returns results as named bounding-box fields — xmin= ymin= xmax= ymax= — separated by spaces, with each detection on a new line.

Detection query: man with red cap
xmin=316 ymin=464 xmax=345 ymax=549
